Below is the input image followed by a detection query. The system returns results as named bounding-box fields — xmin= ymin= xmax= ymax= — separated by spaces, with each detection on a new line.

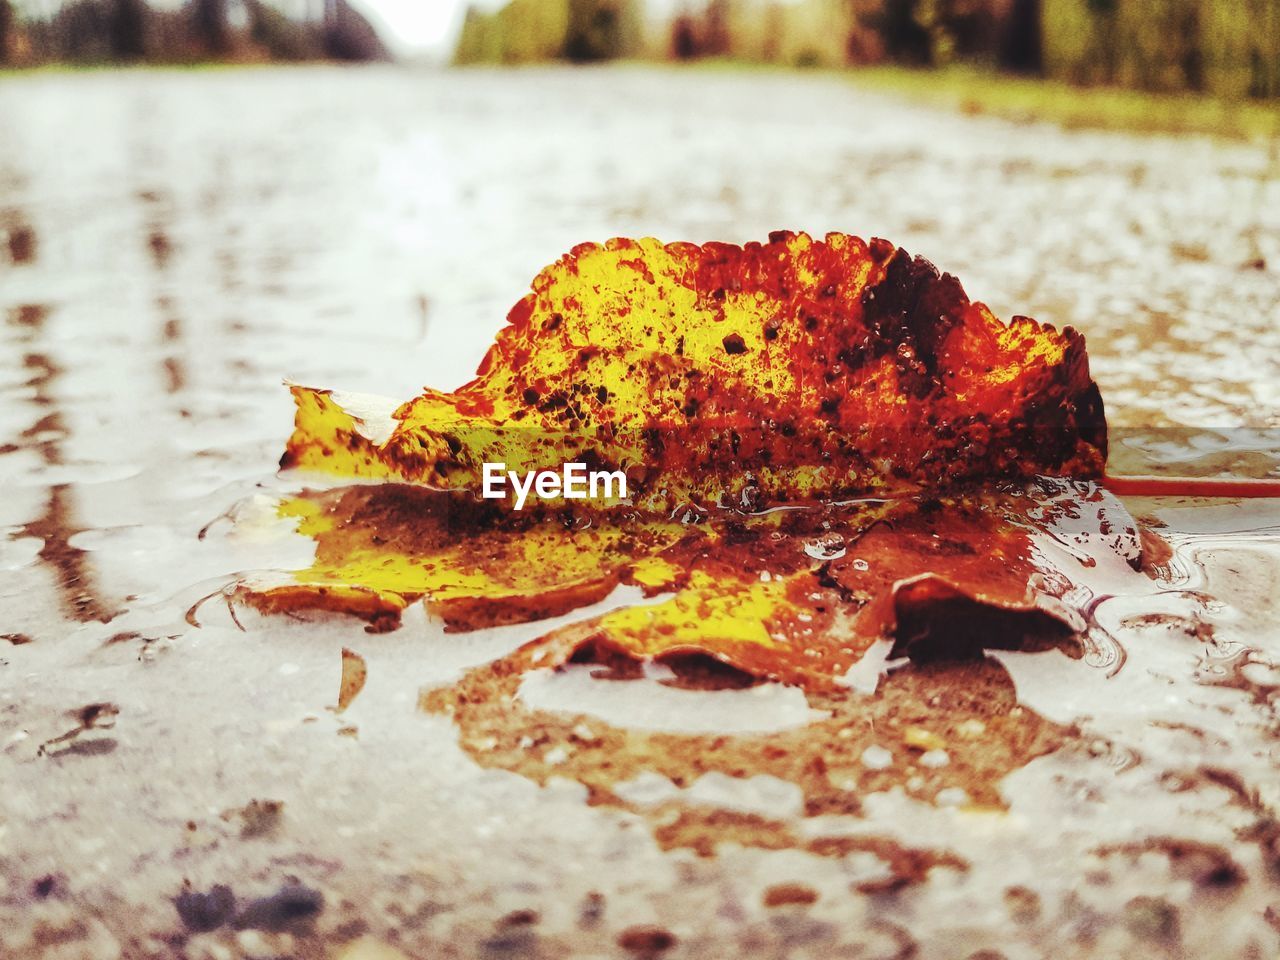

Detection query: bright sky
xmin=352 ymin=0 xmax=688 ymax=56
xmin=351 ymin=0 xmax=502 ymax=56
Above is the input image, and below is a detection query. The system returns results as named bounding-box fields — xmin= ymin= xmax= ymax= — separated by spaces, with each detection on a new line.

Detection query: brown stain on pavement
xmin=3 ymin=208 xmax=37 ymax=264
xmin=139 ymin=189 xmax=189 ymax=396
xmin=154 ymin=296 xmax=188 ymax=394
xmin=20 ymin=485 xmax=116 ymax=624
xmin=7 ymin=303 xmax=118 ymax=623
xmin=422 ymin=654 xmax=1068 ymax=867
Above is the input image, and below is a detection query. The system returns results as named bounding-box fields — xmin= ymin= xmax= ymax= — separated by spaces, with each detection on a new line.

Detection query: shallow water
xmin=1 ymin=65 xmax=1278 ymax=959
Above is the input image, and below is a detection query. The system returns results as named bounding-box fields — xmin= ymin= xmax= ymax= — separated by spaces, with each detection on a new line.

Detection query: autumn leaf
xmin=229 ymin=233 xmax=1138 ymax=687
xmin=281 ymin=232 xmax=1106 ymax=510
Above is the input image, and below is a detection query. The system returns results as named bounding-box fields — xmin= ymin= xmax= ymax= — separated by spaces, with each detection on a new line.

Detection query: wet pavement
xmin=1 ymin=64 xmax=1279 ymax=958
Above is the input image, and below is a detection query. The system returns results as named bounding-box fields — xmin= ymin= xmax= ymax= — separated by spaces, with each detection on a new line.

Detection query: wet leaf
xmin=281 ymin=232 xmax=1106 ymax=509
xmin=236 ymin=477 xmax=1140 ymax=689
xmin=442 ymin=480 xmax=1137 ymax=689
xmin=233 ymin=233 xmax=1138 ymax=690
xmin=237 ymin=484 xmax=696 ymax=631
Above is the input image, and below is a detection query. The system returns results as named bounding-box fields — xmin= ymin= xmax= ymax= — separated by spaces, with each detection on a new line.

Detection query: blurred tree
xmin=454 ymin=0 xmax=636 ymax=64
xmin=244 ymin=0 xmax=319 ymax=59
xmin=877 ymin=0 xmax=932 ymax=64
xmin=109 ymin=0 xmax=148 ymax=60
xmin=773 ymin=0 xmax=861 ymax=67
xmin=998 ymin=0 xmax=1041 ymax=73
xmin=453 ymin=6 xmax=495 ymax=64
xmin=701 ymin=0 xmax=731 ymax=56
xmin=671 ymin=13 xmax=697 ymax=59
xmin=564 ymin=0 xmax=638 ymax=62
xmin=447 ymin=0 xmax=1280 ymax=100
xmin=0 ymin=0 xmax=12 ymax=64
xmin=324 ymin=0 xmax=390 ymax=60
xmin=53 ymin=1 xmax=115 ymax=61
xmin=760 ymin=2 xmax=785 ymax=62
xmin=1 ymin=0 xmax=391 ymax=64
xmin=190 ymin=0 xmax=231 ymax=56
xmin=1177 ymin=2 xmax=1204 ymax=91
xmin=498 ymin=0 xmax=569 ymax=63
xmin=667 ymin=0 xmax=729 ymax=59
xmin=1041 ymin=0 xmax=1280 ymax=98
xmin=926 ymin=0 xmax=999 ymax=60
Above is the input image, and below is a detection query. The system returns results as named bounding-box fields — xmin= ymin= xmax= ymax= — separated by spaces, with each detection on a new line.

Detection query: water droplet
xmin=803 ymin=532 xmax=846 ymax=560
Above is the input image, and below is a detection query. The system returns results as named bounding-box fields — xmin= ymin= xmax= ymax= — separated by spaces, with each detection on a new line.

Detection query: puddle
xmin=518 ymin=663 xmax=829 ymax=734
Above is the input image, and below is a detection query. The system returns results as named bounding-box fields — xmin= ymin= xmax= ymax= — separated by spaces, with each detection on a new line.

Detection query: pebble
xmin=544 ymin=746 xmax=569 ymax=765
xmin=936 ymin=787 xmax=970 ymax=807
xmin=860 ymin=745 xmax=893 ymax=770
xmin=956 ymin=719 xmax=986 ymax=738
xmin=235 ymin=930 xmax=270 ymax=957
xmin=333 ymin=937 xmax=413 ymax=960
xmin=920 ymin=749 xmax=951 ymax=769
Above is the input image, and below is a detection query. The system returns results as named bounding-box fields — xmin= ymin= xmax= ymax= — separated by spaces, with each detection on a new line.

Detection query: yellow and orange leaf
xmin=281 ymin=233 xmax=1106 ymax=510
xmin=230 ymin=232 xmax=1138 ymax=689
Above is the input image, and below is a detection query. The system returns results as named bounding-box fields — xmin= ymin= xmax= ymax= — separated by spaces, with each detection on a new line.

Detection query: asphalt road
xmin=1 ymin=64 xmax=1278 ymax=959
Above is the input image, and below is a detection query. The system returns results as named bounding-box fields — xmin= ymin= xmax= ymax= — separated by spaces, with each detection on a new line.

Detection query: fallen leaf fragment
xmin=336 ymin=647 xmax=367 ymax=713
xmin=37 ymin=701 xmax=119 ymax=757
xmin=236 ymin=484 xmax=694 ymax=631
xmin=432 ymin=480 xmax=1137 ymax=689
xmin=234 ymin=476 xmax=1141 ymax=687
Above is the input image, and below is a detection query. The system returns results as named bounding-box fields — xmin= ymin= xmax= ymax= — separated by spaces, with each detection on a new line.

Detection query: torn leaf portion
xmin=475 ymin=479 xmax=1135 ymax=689
xmin=336 ymin=647 xmax=367 ymax=713
xmin=282 ymin=386 xmax=400 ymax=481
xmin=238 ymin=485 xmax=700 ymax=632
xmin=281 ymin=232 xmax=1106 ymax=510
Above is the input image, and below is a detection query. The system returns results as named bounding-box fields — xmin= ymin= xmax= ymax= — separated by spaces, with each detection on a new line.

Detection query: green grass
xmin=0 ymin=59 xmax=338 ymax=80
xmin=842 ymin=64 xmax=1280 ymax=142
xmin=645 ymin=58 xmax=1280 ymax=141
